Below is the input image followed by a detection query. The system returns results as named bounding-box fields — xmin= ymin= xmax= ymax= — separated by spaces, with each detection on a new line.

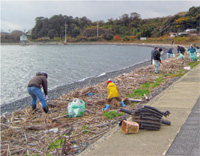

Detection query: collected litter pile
xmin=120 ymin=105 xmax=171 ymax=132
xmin=0 ymin=54 xmax=195 ymax=155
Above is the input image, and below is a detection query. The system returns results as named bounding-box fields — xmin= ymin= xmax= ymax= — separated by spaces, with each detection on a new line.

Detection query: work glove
xmin=45 ymin=95 xmax=48 ymax=101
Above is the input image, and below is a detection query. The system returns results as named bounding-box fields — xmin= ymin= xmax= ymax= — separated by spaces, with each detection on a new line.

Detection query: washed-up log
xmin=127 ymin=98 xmax=142 ymax=102
xmin=120 ymin=106 xmax=171 ymax=130
xmin=88 ymin=129 xmax=109 ymax=141
xmin=11 ymin=148 xmax=25 ymax=155
xmin=25 ymin=123 xmax=61 ymax=130
xmin=52 ymin=115 xmax=68 ymax=121
xmin=94 ymin=119 xmax=122 ymax=128
xmin=85 ymin=110 xmax=96 ymax=114
xmin=1 ymin=54 xmax=192 ymax=155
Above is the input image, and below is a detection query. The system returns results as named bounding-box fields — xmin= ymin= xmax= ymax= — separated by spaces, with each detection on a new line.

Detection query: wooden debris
xmin=0 ymin=54 xmax=194 ymax=155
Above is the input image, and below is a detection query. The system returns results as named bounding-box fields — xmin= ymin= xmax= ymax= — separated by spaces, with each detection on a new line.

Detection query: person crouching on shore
xmin=103 ymin=80 xmax=126 ymax=111
xmin=28 ymin=72 xmax=49 ymax=113
xmin=153 ymin=48 xmax=163 ymax=74
xmin=167 ymin=48 xmax=175 ymax=58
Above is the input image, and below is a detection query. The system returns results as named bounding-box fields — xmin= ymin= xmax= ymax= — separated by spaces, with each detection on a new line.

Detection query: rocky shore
xmin=1 ymin=43 xmax=173 ymax=115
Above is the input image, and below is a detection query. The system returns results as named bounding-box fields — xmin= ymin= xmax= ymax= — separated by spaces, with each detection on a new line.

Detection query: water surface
xmin=1 ymin=44 xmax=153 ymax=105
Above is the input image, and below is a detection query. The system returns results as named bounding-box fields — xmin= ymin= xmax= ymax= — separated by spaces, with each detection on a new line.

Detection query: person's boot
xmin=103 ymin=104 xmax=110 ymax=111
xmin=32 ymin=104 xmax=36 ymax=111
xmin=120 ymin=101 xmax=126 ymax=107
xmin=43 ymin=106 xmax=49 ymax=114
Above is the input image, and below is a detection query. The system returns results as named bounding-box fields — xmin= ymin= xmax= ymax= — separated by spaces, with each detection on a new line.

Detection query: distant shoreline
xmin=0 ymin=43 xmax=172 ymax=115
xmin=1 ymin=41 xmax=179 ymax=46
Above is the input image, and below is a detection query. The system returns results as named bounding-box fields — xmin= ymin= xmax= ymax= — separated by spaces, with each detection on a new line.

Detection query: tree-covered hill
xmin=1 ymin=6 xmax=200 ymax=43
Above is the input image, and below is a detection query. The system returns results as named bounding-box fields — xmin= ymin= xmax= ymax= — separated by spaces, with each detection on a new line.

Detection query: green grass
xmin=187 ymin=61 xmax=200 ymax=69
xmin=130 ymin=60 xmax=200 ymax=99
xmin=140 ymin=82 xmax=150 ymax=88
xmin=103 ymin=111 xmax=124 ymax=119
xmin=152 ymin=81 xmax=160 ymax=88
xmin=81 ymin=126 xmax=91 ymax=134
xmin=48 ymin=138 xmax=64 ymax=150
xmin=128 ymin=88 xmax=150 ymax=98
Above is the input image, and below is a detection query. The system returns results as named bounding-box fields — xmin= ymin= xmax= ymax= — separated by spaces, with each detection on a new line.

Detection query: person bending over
xmin=28 ymin=72 xmax=49 ymax=113
xmin=103 ymin=80 xmax=126 ymax=111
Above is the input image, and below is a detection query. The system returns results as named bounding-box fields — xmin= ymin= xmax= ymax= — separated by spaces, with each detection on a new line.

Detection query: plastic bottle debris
xmin=184 ymin=66 xmax=191 ymax=70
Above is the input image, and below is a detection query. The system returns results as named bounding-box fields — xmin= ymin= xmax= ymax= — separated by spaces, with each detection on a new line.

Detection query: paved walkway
xmin=78 ymin=64 xmax=200 ymax=156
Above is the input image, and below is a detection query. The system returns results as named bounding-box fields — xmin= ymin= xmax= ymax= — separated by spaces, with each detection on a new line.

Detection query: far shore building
xmin=169 ymin=32 xmax=178 ymax=37
xmin=20 ymin=34 xmax=28 ymax=42
xmin=185 ymin=29 xmax=197 ymax=34
xmin=178 ymin=32 xmax=189 ymax=37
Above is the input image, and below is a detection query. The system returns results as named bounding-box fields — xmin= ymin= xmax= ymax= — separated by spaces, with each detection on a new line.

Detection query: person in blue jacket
xmin=167 ymin=48 xmax=174 ymax=58
xmin=151 ymin=47 xmax=158 ymax=64
xmin=187 ymin=44 xmax=197 ymax=61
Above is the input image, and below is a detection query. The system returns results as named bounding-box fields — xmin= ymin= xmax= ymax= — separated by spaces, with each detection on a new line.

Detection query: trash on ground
xmin=121 ymin=120 xmax=139 ymax=134
xmin=127 ymin=98 xmax=142 ymax=102
xmin=88 ymin=92 xmax=93 ymax=96
xmin=0 ymin=54 xmax=195 ymax=155
xmin=67 ymin=98 xmax=85 ymax=117
xmin=120 ymin=105 xmax=171 ymax=130
xmin=184 ymin=66 xmax=191 ymax=70
xmin=178 ymin=53 xmax=184 ymax=59
xmin=43 ymin=128 xmax=59 ymax=133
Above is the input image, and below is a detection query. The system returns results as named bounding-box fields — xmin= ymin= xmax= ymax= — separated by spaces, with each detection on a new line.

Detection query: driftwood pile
xmin=0 ymin=54 xmax=193 ymax=155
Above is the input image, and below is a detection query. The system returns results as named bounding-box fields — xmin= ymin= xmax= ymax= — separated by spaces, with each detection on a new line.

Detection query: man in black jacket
xmin=177 ymin=46 xmax=185 ymax=55
xmin=151 ymin=47 xmax=158 ymax=64
xmin=28 ymin=72 xmax=49 ymax=113
xmin=153 ymin=48 xmax=163 ymax=74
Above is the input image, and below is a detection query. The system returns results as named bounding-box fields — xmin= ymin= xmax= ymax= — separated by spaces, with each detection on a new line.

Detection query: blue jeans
xmin=28 ymin=87 xmax=47 ymax=108
xmin=154 ymin=60 xmax=160 ymax=73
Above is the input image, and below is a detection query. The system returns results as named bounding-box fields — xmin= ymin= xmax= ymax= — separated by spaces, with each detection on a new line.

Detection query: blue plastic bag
xmin=178 ymin=53 xmax=184 ymax=59
xmin=68 ymin=98 xmax=85 ymax=117
xmin=190 ymin=53 xmax=197 ymax=61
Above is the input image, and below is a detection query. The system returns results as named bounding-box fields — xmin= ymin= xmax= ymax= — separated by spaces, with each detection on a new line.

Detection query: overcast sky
xmin=1 ymin=0 xmax=199 ymax=32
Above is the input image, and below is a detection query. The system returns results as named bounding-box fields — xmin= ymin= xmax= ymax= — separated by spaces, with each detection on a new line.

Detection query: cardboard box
xmin=121 ymin=120 xmax=139 ymax=134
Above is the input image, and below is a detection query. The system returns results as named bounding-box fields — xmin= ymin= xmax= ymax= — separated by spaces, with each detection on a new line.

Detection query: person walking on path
xmin=187 ymin=44 xmax=197 ymax=61
xmin=28 ymin=72 xmax=49 ymax=113
xmin=103 ymin=80 xmax=126 ymax=110
xmin=167 ymin=48 xmax=175 ymax=58
xmin=171 ymin=40 xmax=174 ymax=45
xmin=153 ymin=48 xmax=163 ymax=74
xmin=150 ymin=47 xmax=158 ymax=64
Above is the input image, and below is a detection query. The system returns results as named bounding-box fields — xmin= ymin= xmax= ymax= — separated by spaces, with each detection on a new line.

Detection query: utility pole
xmin=64 ymin=22 xmax=67 ymax=44
xmin=97 ymin=21 xmax=99 ymax=37
xmin=160 ymin=26 xmax=162 ymax=37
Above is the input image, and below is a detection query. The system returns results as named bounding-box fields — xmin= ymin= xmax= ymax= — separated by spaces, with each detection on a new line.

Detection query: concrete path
xmin=78 ymin=64 xmax=200 ymax=156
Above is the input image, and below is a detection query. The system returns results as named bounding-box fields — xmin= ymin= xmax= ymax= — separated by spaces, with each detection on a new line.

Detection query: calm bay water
xmin=1 ymin=44 xmax=153 ymax=105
